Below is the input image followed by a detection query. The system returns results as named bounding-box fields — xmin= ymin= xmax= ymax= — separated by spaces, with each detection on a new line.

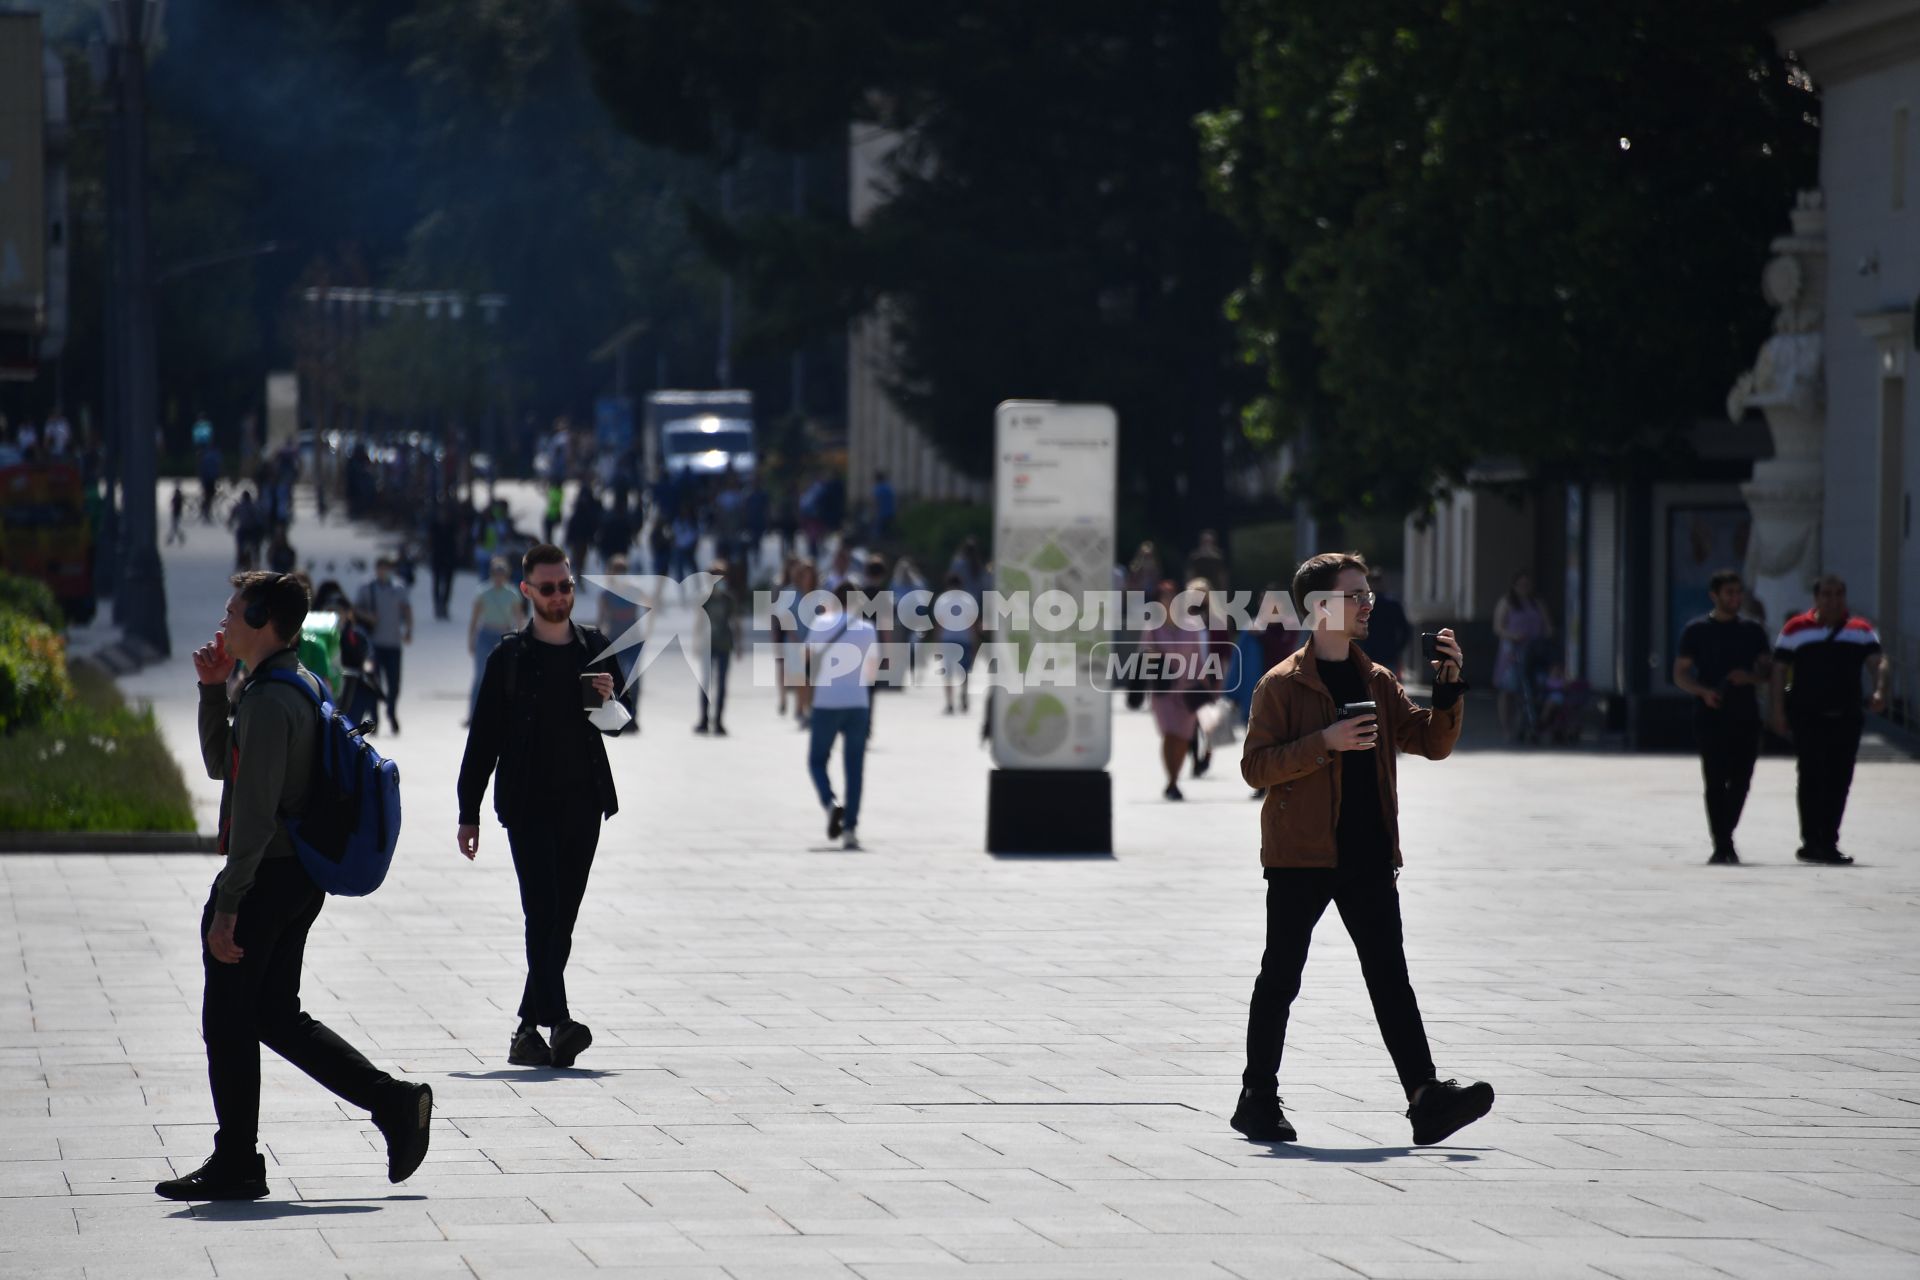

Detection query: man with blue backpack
xmin=157 ymin=571 xmax=428 ymax=1202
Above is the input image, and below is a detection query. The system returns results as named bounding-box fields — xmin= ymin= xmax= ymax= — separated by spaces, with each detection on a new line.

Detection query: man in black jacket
xmin=457 ymin=544 xmax=621 ymax=1068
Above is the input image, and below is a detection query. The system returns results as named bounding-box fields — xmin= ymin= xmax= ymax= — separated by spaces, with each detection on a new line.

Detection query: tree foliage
xmin=1200 ymin=0 xmax=1820 ymax=518
xmin=577 ymin=0 xmax=1252 ymax=536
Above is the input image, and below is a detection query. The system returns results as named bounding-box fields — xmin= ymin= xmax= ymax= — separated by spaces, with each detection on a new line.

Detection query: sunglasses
xmin=529 ymin=578 xmax=576 ymax=596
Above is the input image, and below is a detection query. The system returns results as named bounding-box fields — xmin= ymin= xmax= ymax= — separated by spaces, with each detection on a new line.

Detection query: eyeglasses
xmin=530 ymin=578 xmax=576 ymax=596
xmin=1332 ymin=590 xmax=1376 ymax=606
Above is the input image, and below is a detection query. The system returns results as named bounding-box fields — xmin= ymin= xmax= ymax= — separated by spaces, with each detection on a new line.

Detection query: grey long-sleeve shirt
xmin=198 ymin=647 xmax=317 ymax=913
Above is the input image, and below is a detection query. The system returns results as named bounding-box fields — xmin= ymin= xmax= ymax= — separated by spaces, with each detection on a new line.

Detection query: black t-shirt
xmin=1678 ymin=614 xmax=1770 ymax=719
xmin=1775 ymin=610 xmax=1882 ymax=716
xmin=1319 ymin=655 xmax=1391 ymax=861
xmin=526 ymin=635 xmax=599 ymax=801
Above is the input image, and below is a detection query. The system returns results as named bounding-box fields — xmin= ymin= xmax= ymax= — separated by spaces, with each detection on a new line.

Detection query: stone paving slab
xmin=4 ymin=486 xmax=1918 ymax=1277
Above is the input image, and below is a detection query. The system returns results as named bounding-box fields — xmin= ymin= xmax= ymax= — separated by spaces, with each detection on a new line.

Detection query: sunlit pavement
xmin=3 ymin=484 xmax=1917 ymax=1278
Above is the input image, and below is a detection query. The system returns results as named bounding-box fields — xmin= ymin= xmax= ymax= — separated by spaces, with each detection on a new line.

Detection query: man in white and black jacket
xmin=456 ymin=544 xmax=622 ymax=1068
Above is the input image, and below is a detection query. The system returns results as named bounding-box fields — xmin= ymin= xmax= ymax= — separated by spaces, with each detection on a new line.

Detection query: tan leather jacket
xmin=1239 ymin=641 xmax=1463 ymax=868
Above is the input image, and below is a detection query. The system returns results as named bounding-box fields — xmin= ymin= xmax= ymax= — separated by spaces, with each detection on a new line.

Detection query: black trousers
xmin=1789 ymin=708 xmax=1862 ymax=853
xmin=1693 ymin=707 xmax=1759 ymax=851
xmin=699 ymin=651 xmax=731 ymax=726
xmin=201 ymin=859 xmax=395 ymax=1160
xmin=1243 ymin=853 xmax=1436 ymax=1096
xmin=373 ymin=645 xmax=402 ymax=722
xmin=507 ymin=807 xmax=602 ymax=1025
xmin=431 ymin=563 xmax=455 ymax=619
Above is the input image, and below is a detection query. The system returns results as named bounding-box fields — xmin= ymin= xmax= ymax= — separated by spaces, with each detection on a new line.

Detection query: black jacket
xmin=457 ymin=619 xmax=622 ymax=828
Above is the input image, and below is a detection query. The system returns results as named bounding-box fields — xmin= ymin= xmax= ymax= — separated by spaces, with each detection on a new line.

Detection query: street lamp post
xmin=103 ymin=0 xmax=167 ymax=656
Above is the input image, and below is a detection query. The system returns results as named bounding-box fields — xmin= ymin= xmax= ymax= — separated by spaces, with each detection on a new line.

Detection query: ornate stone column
xmin=1728 ymin=191 xmax=1827 ymax=626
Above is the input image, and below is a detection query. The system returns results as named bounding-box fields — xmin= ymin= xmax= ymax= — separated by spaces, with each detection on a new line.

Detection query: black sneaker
xmin=827 ymin=805 xmax=845 ymax=839
xmin=1797 ymin=846 xmax=1854 ymax=865
xmin=508 ymin=1024 xmax=551 ymax=1066
xmin=694 ymin=721 xmax=710 ymax=734
xmin=1707 ymin=847 xmax=1740 ymax=865
xmin=1230 ymin=1088 xmax=1296 ymax=1142
xmin=550 ymin=1019 xmax=593 ymax=1069
xmin=1163 ymin=784 xmax=1184 ymax=801
xmin=155 ymin=1152 xmax=268 ymax=1202
xmin=1407 ymin=1079 xmax=1495 ymax=1146
xmin=713 ymin=724 xmax=727 ymax=736
xmin=374 ymin=1082 xmax=433 ymax=1184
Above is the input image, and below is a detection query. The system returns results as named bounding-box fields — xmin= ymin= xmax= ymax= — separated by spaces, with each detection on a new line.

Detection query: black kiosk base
xmin=987 ymin=769 xmax=1112 ymax=854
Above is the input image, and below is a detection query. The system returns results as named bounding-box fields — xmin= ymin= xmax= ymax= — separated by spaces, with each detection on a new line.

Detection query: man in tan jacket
xmin=1233 ymin=552 xmax=1495 ymax=1147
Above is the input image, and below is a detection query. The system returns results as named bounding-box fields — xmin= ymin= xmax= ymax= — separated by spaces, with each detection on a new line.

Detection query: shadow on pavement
xmin=173 ymin=1198 xmax=408 ymax=1221
xmin=447 ymin=1068 xmax=619 ymax=1081
xmin=1248 ymin=1143 xmax=1482 ymax=1164
xmin=988 ymin=852 xmax=1116 ymax=861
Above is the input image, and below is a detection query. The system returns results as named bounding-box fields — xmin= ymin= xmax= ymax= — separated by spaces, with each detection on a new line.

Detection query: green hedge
xmin=895 ymin=500 xmax=992 ymax=579
xmin=0 ymin=611 xmax=72 ymax=735
xmin=0 ymin=570 xmax=64 ymax=629
xmin=0 ymin=660 xmax=195 ymax=832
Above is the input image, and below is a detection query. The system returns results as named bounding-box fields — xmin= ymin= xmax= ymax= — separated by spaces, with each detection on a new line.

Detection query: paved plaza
xmin=3 ymin=490 xmax=1918 ymax=1279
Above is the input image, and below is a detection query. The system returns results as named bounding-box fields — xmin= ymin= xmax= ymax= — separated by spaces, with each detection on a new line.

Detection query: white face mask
xmin=586 ymin=700 xmax=632 ymax=732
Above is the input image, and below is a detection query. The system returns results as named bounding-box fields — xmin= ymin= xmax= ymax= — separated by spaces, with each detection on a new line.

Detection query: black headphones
xmin=244 ymin=574 xmax=286 ymax=630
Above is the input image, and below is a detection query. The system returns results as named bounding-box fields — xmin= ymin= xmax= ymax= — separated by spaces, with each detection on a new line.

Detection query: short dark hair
xmin=1291 ymin=551 xmax=1370 ymax=613
xmin=231 ymin=570 xmax=310 ymax=642
xmin=523 ymin=543 xmax=568 ymax=576
xmin=1708 ymin=569 xmax=1743 ymax=594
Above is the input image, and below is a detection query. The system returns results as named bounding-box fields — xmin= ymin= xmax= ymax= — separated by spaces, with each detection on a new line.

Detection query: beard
xmin=535 ymin=597 xmax=572 ymax=625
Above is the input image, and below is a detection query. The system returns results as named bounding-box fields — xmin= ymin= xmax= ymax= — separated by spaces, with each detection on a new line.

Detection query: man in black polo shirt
xmin=1769 ymin=576 xmax=1889 ymax=865
xmin=1673 ymin=570 xmax=1771 ymax=865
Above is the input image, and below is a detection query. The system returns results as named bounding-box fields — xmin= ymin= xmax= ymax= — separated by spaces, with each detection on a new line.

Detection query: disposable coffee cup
xmin=580 ymin=673 xmax=606 ymax=709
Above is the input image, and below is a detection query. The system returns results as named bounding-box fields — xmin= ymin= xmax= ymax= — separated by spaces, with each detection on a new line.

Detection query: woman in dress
xmin=1147 ymin=579 xmax=1211 ymax=800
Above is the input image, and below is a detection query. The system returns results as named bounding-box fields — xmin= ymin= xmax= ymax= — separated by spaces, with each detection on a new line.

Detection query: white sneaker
xmin=842 ymin=828 xmax=861 ymax=851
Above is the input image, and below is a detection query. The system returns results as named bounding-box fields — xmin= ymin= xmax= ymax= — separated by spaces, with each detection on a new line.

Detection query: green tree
xmin=576 ymin=0 xmax=1252 ymax=541
xmin=1199 ymin=1 xmax=1820 ymax=520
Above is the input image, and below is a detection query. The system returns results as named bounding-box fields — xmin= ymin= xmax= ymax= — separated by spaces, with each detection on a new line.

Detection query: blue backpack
xmin=253 ymin=667 xmax=403 ymax=895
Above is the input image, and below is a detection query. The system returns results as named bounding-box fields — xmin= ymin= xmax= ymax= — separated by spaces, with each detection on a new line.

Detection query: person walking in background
xmin=934 ymin=571 xmax=979 ymax=715
xmin=543 ymin=480 xmax=565 ymax=547
xmin=1234 ymin=551 xmax=1492 ymax=1148
xmin=597 ymin=491 xmax=635 ymax=575
xmin=159 ymin=572 xmax=429 ymax=1202
xmin=428 ymin=505 xmax=459 ymax=621
xmin=595 ymin=553 xmax=645 ymax=734
xmin=457 ymin=544 xmax=622 ymax=1068
xmin=1360 ymin=570 xmax=1412 ymax=678
xmin=355 ymin=556 xmax=413 ymax=735
xmin=168 ymin=483 xmax=188 ymax=546
xmin=565 ymin=487 xmax=602 ymax=577
xmin=695 ymin=559 xmax=740 ymax=735
xmin=1770 ymin=576 xmax=1888 ymax=866
xmin=1673 ymin=570 xmax=1771 ymax=865
xmin=229 ymin=489 xmax=264 ymax=570
xmin=1185 ymin=529 xmax=1229 ymax=595
xmin=671 ymin=507 xmax=700 ymax=583
xmin=468 ymin=557 xmax=526 ymax=725
xmin=1492 ymin=570 xmax=1553 ymax=741
xmin=805 ymin=581 xmax=878 ymax=850
xmin=1147 ymin=579 xmax=1209 ymax=801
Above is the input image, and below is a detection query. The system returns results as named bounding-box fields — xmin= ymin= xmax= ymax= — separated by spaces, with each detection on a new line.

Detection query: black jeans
xmin=1693 ymin=707 xmax=1759 ymax=851
xmin=699 ymin=651 xmax=731 ymax=727
xmin=431 ymin=564 xmax=454 ymax=619
xmin=1789 ymin=708 xmax=1862 ymax=853
xmin=373 ymin=645 xmax=402 ymax=723
xmin=507 ymin=806 xmax=602 ymax=1025
xmin=201 ymin=859 xmax=395 ymax=1160
xmin=1243 ymin=854 xmax=1436 ymax=1096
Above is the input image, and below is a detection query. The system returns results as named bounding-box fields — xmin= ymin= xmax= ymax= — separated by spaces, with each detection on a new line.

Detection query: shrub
xmin=0 ymin=570 xmax=64 ymax=629
xmin=0 ymin=659 xmax=194 ymax=831
xmin=0 ymin=612 xmax=71 ymax=735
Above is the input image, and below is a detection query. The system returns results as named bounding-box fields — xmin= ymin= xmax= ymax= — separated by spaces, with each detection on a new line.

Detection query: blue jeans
xmin=807 ymin=705 xmax=870 ymax=830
